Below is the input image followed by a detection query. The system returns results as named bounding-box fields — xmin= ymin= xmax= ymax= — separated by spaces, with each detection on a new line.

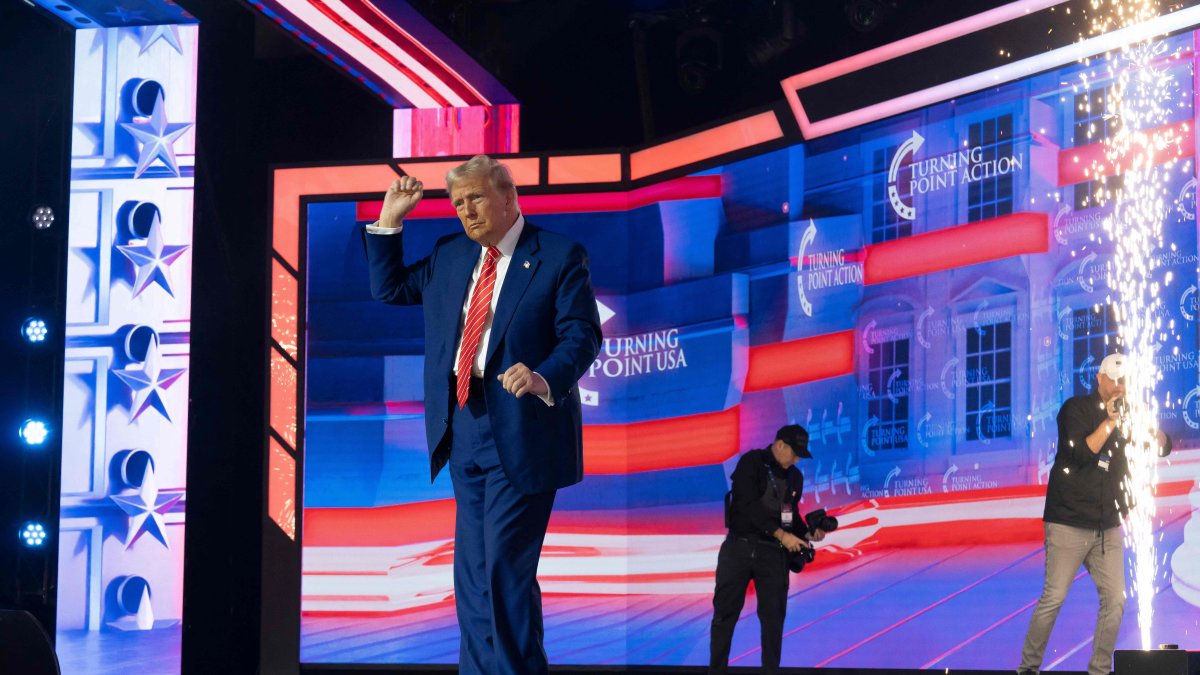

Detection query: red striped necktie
xmin=456 ymin=246 xmax=501 ymax=408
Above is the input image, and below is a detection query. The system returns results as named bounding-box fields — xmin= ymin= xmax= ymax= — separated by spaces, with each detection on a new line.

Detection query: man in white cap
xmin=1017 ymin=352 xmax=1170 ymax=675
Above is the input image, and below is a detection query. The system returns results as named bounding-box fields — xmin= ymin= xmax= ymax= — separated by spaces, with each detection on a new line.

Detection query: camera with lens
xmin=787 ymin=508 xmax=839 ymax=573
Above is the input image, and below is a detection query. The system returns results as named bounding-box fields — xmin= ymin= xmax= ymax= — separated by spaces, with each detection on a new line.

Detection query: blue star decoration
xmin=106 ymin=4 xmax=149 ymax=24
xmin=116 ymin=211 xmax=190 ymax=298
xmin=139 ymin=24 xmax=183 ymax=55
xmin=113 ymin=338 xmax=187 ymax=422
xmin=110 ymin=463 xmax=184 ymax=549
xmin=120 ymin=92 xmax=192 ymax=178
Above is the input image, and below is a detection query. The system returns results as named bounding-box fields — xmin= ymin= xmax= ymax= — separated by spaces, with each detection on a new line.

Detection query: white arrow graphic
xmin=1078 ymin=354 xmax=1095 ymax=392
xmin=887 ymin=131 xmax=923 ymax=220
xmin=884 ymin=466 xmax=902 ymax=497
xmin=596 ymin=299 xmax=615 ymax=326
xmin=796 ymin=220 xmax=817 ymax=317
xmin=861 ymin=416 xmax=879 ymax=456
xmin=976 ymin=400 xmax=995 ymax=444
xmin=943 ymin=464 xmax=959 ymax=493
xmin=887 ymin=368 xmax=902 ymax=403
xmin=1181 ymin=285 xmax=1197 ymax=321
xmin=1077 ymin=252 xmax=1098 ymax=292
xmin=580 ymin=299 xmax=615 ymax=407
xmin=862 ymin=320 xmax=877 ymax=355
xmin=916 ymin=306 xmax=934 ymax=348
xmin=917 ymin=412 xmax=933 ymax=448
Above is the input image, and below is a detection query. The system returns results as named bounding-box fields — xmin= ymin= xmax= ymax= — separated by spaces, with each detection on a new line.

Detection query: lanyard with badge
xmin=764 ymin=463 xmax=794 ymax=529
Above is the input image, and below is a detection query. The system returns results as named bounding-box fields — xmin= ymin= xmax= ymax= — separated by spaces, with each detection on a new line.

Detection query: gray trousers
xmin=1019 ymin=522 xmax=1125 ymax=675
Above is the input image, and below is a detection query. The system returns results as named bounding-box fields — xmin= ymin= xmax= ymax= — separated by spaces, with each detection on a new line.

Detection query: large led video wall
xmin=297 ymin=33 xmax=1200 ymax=670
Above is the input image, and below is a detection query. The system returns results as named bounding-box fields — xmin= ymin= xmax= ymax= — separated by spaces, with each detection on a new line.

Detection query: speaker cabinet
xmin=1114 ymin=648 xmax=1200 ymax=675
xmin=0 ymin=610 xmax=60 ymax=675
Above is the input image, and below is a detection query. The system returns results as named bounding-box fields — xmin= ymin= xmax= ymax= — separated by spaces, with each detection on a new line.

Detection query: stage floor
xmin=299 ymin=502 xmax=1198 ymax=670
xmin=56 ymin=625 xmax=180 ymax=675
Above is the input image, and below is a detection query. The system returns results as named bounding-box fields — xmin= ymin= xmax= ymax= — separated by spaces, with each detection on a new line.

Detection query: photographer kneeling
xmin=709 ymin=425 xmax=828 ymax=675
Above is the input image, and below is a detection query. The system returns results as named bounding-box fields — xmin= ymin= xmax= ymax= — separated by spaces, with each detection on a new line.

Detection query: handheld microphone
xmin=1113 ymin=397 xmax=1128 ymax=419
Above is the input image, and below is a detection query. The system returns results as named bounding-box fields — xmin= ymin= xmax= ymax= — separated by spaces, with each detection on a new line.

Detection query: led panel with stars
xmin=55 ymin=21 xmax=197 ymax=675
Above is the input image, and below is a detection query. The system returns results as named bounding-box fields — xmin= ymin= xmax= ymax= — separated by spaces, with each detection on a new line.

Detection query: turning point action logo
xmin=887 ymin=130 xmax=1025 ymax=221
xmin=796 ymin=220 xmax=863 ymax=317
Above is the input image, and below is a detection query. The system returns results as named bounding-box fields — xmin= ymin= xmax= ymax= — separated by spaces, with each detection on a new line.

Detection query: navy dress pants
xmin=449 ymin=381 xmax=556 ymax=675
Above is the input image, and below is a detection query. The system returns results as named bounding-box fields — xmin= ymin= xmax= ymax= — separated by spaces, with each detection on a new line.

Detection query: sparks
xmin=1087 ymin=0 xmax=1180 ymax=650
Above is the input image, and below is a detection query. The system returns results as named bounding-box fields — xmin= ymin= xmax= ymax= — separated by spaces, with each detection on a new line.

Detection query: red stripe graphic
xmin=582 ymin=406 xmax=741 ymax=474
xmin=863 ymin=212 xmax=1048 ymax=285
xmin=744 ymin=331 xmax=855 ymax=392
xmin=1057 ymin=119 xmax=1193 ymax=187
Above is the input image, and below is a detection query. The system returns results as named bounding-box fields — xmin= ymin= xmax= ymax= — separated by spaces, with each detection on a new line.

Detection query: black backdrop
xmin=0 ymin=1 xmax=73 ymax=643
xmin=175 ymin=2 xmax=390 ymax=673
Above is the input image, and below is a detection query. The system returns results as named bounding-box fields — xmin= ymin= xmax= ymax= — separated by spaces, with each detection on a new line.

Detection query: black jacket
xmin=1045 ymin=391 xmax=1149 ymax=530
xmin=726 ymin=448 xmax=805 ymax=540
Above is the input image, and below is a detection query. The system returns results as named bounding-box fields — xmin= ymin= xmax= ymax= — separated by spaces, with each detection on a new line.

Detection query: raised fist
xmin=379 ymin=175 xmax=424 ymax=228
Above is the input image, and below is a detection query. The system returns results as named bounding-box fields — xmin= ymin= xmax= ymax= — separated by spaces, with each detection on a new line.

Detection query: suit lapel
xmin=485 ymin=222 xmax=541 ymax=368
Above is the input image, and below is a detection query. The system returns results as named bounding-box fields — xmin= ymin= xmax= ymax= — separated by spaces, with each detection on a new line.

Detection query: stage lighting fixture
xmin=844 ymin=0 xmax=896 ymax=32
xmin=19 ymin=420 xmax=49 ymax=446
xmin=21 ymin=318 xmax=48 ymax=344
xmin=30 ymin=206 xmax=54 ymax=230
xmin=19 ymin=523 xmax=47 ymax=548
xmin=676 ymin=25 xmax=724 ymax=92
xmin=745 ymin=0 xmax=804 ymax=68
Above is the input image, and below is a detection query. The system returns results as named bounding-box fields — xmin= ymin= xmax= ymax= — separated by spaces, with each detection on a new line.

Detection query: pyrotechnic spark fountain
xmin=1085 ymin=0 xmax=1189 ymax=649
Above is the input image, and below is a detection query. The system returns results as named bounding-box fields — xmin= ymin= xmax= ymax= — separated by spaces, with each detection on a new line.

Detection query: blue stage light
xmin=19 ymin=420 xmax=49 ymax=446
xmin=19 ymin=522 xmax=47 ymax=548
xmin=22 ymin=318 xmax=48 ymax=343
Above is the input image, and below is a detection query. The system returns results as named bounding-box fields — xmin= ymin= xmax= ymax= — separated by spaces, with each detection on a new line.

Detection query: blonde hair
xmin=446 ymin=155 xmax=517 ymax=200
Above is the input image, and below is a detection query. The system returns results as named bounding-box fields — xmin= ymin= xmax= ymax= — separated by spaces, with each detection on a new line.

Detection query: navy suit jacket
xmin=364 ymin=220 xmax=602 ymax=495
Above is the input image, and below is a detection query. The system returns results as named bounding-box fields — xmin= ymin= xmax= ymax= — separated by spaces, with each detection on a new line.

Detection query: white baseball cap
xmin=1098 ymin=353 xmax=1125 ymax=381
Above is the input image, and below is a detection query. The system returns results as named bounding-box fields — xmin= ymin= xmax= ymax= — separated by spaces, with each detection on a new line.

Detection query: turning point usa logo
xmin=888 ymin=130 xmax=1025 ymax=221
xmin=583 ymin=300 xmax=689 ymax=408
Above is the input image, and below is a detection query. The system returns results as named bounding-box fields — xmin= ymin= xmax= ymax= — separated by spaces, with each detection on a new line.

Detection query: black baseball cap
xmin=775 ymin=424 xmax=812 ymax=459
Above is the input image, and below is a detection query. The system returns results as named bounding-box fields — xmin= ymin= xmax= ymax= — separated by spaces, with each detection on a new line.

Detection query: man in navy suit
xmin=364 ymin=155 xmax=601 ymax=675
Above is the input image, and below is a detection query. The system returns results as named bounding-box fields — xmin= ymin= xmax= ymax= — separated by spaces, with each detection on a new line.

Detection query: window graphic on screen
xmin=966 ymin=322 xmax=1012 ymax=442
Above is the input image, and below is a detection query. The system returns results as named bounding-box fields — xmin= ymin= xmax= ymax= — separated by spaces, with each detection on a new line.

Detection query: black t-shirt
xmin=726 ymin=448 xmax=805 ymax=540
xmin=1046 ymin=391 xmax=1128 ymax=529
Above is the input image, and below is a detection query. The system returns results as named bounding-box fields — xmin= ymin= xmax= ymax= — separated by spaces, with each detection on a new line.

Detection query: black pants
xmin=709 ymin=536 xmax=790 ymax=674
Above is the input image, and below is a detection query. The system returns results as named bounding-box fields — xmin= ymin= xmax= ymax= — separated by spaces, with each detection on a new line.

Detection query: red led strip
xmin=336 ymin=0 xmax=487 ymax=106
xmin=306 ymin=0 xmax=453 ymax=106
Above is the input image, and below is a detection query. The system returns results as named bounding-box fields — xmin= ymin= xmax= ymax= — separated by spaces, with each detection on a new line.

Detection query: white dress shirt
xmin=366 ymin=215 xmax=554 ymax=404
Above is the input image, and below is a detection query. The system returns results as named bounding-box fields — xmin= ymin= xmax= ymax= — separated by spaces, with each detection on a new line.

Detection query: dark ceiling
xmin=403 ymin=0 xmax=1015 ymax=151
